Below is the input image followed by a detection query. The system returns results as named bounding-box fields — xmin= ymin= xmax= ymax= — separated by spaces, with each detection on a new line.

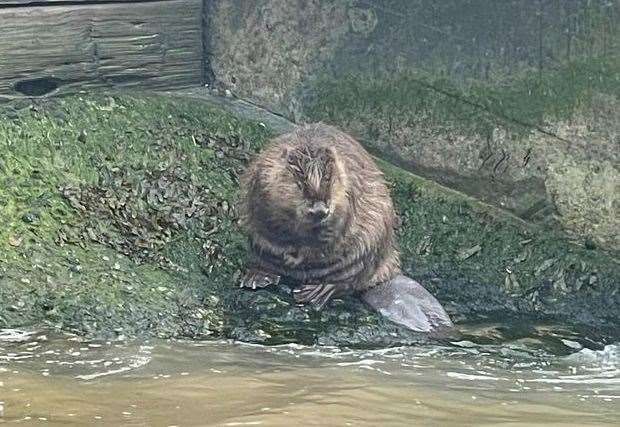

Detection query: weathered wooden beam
xmin=0 ymin=1 xmax=168 ymax=7
xmin=0 ymin=0 xmax=203 ymax=98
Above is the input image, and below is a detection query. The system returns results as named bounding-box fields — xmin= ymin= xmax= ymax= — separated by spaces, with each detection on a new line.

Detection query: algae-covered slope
xmin=0 ymin=94 xmax=618 ymax=346
xmin=305 ymin=57 xmax=620 ymax=253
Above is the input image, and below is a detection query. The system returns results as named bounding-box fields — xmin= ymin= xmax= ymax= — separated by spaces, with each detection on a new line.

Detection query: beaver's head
xmin=283 ymin=144 xmax=348 ymax=234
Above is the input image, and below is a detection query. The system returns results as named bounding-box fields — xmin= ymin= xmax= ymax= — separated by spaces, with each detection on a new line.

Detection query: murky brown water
xmin=1 ymin=326 xmax=618 ymax=426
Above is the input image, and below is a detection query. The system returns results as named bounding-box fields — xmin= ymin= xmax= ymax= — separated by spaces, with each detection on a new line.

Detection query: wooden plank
xmin=0 ymin=0 xmax=203 ymax=97
xmin=0 ymin=1 xmax=166 ymax=6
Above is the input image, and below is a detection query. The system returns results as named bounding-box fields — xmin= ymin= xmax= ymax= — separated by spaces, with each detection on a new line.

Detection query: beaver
xmin=238 ymin=123 xmax=452 ymax=332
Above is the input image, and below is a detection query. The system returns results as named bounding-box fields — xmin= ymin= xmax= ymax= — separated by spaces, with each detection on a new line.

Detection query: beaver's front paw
xmin=317 ymin=226 xmax=335 ymax=244
xmin=317 ymin=217 xmax=343 ymax=245
xmin=240 ymin=269 xmax=280 ymax=289
xmin=282 ymin=250 xmax=304 ymax=268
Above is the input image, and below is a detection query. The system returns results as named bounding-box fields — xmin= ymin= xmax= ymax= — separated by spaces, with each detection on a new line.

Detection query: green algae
xmin=0 ymin=92 xmax=618 ymax=346
xmin=303 ymin=55 xmax=620 ymax=253
xmin=0 ymin=94 xmax=269 ymax=338
xmin=305 ymin=56 xmax=619 ymax=141
xmin=382 ymin=159 xmax=619 ymax=327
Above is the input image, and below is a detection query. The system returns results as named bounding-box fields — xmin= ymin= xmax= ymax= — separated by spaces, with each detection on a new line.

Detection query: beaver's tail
xmin=361 ymin=275 xmax=454 ymax=334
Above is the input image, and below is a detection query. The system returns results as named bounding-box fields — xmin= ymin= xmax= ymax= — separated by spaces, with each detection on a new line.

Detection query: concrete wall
xmin=206 ymin=0 xmax=619 ymax=252
xmin=1 ymin=0 xmax=617 ymax=251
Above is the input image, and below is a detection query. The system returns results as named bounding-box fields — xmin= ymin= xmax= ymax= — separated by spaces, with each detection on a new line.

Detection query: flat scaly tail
xmin=361 ymin=275 xmax=454 ymax=333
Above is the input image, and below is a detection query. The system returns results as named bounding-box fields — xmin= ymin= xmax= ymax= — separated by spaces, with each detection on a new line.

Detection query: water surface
xmin=1 ymin=325 xmax=618 ymax=426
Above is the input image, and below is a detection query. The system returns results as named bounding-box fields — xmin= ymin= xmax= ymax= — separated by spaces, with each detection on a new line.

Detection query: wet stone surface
xmin=0 ymin=92 xmax=618 ymax=347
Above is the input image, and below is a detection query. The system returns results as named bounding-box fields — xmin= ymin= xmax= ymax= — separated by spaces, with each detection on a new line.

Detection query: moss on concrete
xmin=307 ymin=56 xmax=618 ymax=144
xmin=383 ymin=160 xmax=619 ymax=328
xmin=304 ymin=56 xmax=620 ymax=252
xmin=546 ymin=156 xmax=619 ymax=252
xmin=0 ymin=93 xmax=618 ymax=347
xmin=0 ymin=94 xmax=268 ymax=339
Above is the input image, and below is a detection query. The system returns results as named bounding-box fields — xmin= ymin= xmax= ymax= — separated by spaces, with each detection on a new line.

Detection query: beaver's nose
xmin=309 ymin=202 xmax=330 ymax=221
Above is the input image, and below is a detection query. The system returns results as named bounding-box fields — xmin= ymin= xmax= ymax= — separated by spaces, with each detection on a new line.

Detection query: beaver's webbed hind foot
xmin=293 ymin=283 xmax=337 ymax=310
xmin=240 ymin=269 xmax=281 ymax=289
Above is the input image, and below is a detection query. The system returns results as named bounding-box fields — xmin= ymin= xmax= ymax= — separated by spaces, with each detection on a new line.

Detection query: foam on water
xmin=0 ymin=329 xmax=36 ymax=343
xmin=1 ymin=326 xmax=618 ymax=425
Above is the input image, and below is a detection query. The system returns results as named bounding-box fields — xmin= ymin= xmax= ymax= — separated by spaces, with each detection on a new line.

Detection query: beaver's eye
xmin=287 ymin=151 xmax=299 ymax=164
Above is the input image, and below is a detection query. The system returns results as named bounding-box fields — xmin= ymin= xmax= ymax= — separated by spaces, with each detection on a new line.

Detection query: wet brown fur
xmin=238 ymin=123 xmax=400 ymax=299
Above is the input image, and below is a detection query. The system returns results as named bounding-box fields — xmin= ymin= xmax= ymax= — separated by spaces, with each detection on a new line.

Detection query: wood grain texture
xmin=0 ymin=0 xmax=203 ymax=97
xmin=0 ymin=1 xmax=168 ymax=7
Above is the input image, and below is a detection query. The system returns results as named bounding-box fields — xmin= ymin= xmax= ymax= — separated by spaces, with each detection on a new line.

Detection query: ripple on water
xmin=0 ymin=328 xmax=153 ymax=380
xmin=0 ymin=325 xmax=618 ymax=425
